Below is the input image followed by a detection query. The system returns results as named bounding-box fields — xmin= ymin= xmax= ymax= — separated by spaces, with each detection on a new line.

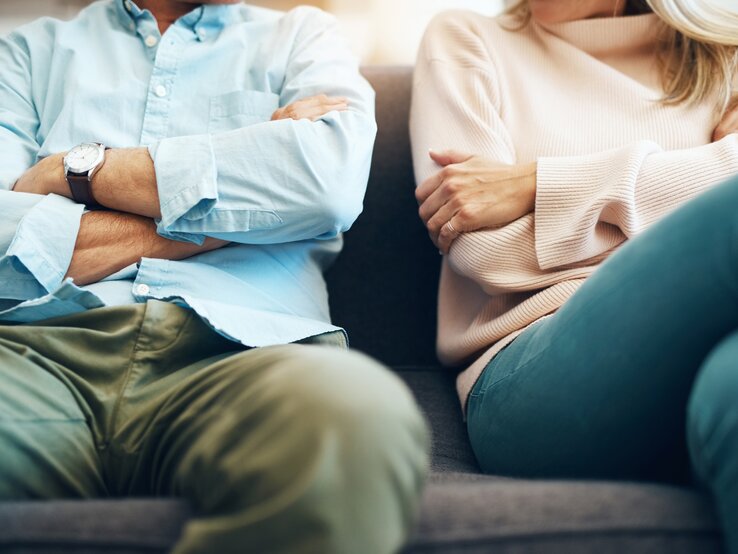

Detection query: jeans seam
xmin=476 ymin=345 xmax=553 ymax=400
xmin=689 ymin=381 xmax=738 ymax=487
xmin=468 ymin=345 xmax=555 ymax=463
xmin=473 ymin=322 xmax=552 ymax=399
xmin=729 ymin=203 xmax=738 ymax=303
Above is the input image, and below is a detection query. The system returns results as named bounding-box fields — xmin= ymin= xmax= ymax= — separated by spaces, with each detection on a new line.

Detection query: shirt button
xmin=135 ymin=284 xmax=150 ymax=296
xmin=154 ymin=85 xmax=168 ymax=98
xmin=144 ymin=35 xmax=158 ymax=48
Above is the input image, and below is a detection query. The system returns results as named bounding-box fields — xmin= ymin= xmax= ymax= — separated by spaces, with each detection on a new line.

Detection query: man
xmin=0 ymin=1 xmax=429 ymax=552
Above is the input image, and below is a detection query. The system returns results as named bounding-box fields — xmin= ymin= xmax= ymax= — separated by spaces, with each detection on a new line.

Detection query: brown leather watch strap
xmin=67 ymin=173 xmax=102 ymax=209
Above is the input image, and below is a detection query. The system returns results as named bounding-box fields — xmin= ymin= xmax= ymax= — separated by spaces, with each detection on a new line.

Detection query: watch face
xmin=66 ymin=143 xmax=103 ymax=173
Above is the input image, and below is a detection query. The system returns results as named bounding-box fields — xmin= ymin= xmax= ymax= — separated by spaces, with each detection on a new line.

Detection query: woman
xmin=410 ymin=0 xmax=738 ymax=549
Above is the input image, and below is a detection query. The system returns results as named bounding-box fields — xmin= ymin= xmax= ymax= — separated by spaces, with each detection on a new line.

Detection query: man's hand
xmin=713 ymin=96 xmax=738 ymax=142
xmin=416 ymin=150 xmax=537 ymax=254
xmin=271 ymin=94 xmax=348 ymax=122
xmin=66 ymin=210 xmax=229 ymax=286
xmin=12 ymin=152 xmax=70 ymax=197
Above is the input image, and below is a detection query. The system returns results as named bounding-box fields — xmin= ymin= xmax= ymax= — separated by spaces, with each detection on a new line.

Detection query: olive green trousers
xmin=0 ymin=300 xmax=429 ymax=554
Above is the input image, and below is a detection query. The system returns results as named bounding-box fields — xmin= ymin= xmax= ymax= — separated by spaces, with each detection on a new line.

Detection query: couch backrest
xmin=325 ymin=66 xmax=441 ymax=368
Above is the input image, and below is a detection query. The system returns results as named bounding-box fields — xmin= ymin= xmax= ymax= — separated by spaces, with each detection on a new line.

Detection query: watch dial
xmin=67 ymin=144 xmax=101 ymax=173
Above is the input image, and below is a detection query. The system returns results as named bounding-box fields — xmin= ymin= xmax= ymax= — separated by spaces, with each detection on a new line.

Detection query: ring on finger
xmin=443 ymin=221 xmax=460 ymax=237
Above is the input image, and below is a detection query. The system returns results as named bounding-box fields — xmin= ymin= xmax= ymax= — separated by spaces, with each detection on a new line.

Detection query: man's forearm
xmin=67 ymin=210 xmax=225 ymax=286
xmin=12 ymin=147 xmax=162 ymax=219
xmin=89 ymin=96 xmax=350 ymax=218
xmin=92 ymin=148 xmax=162 ymax=218
xmin=12 ymin=94 xmax=354 ymax=224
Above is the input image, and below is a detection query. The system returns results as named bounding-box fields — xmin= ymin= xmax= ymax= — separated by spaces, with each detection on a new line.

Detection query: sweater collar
xmin=536 ymin=13 xmax=664 ymax=58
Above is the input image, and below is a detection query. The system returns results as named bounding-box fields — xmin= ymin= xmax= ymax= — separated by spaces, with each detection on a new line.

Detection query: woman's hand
xmin=713 ymin=96 xmax=738 ymax=142
xmin=416 ymin=150 xmax=537 ymax=254
xmin=272 ymin=94 xmax=349 ymax=122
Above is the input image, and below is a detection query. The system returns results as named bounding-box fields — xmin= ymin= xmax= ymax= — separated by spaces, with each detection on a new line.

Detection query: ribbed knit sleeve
xmin=411 ymin=12 xmax=546 ymax=289
xmin=410 ymin=12 xmax=516 ymax=185
xmin=535 ymin=136 xmax=738 ymax=269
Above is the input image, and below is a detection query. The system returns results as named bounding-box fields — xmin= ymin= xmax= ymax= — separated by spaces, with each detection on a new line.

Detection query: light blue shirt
xmin=0 ymin=0 xmax=376 ymax=346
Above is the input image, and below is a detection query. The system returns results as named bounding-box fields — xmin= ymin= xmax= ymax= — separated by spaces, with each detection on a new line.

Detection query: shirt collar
xmin=115 ymin=0 xmax=139 ymax=26
xmin=114 ymin=0 xmax=239 ymax=38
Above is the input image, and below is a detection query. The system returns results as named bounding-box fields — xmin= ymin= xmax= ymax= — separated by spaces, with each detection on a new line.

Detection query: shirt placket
xmin=137 ymin=19 xmax=188 ymax=146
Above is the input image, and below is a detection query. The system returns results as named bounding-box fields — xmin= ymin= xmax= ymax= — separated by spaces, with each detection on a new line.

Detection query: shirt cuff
xmin=5 ymin=194 xmax=85 ymax=294
xmin=148 ymin=136 xmax=219 ymax=245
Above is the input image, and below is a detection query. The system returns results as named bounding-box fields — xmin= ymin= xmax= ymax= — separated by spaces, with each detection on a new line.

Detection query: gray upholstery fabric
xmin=398 ymin=370 xmax=479 ymax=474
xmin=0 ymin=500 xmax=191 ymax=553
xmin=408 ymin=477 xmax=721 ymax=553
xmin=0 ymin=66 xmax=724 ymax=554
xmin=325 ymin=66 xmax=441 ymax=368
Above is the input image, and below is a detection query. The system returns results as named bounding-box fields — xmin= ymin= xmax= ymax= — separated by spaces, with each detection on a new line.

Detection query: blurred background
xmin=1 ymin=0 xmax=736 ymax=64
xmin=0 ymin=0 xmax=504 ymax=63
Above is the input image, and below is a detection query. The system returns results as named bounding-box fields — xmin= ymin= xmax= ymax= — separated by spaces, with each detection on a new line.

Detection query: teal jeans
xmin=467 ymin=175 xmax=738 ymax=553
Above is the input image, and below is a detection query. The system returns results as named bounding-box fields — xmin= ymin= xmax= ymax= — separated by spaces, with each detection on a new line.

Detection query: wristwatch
xmin=64 ymin=142 xmax=107 ymax=208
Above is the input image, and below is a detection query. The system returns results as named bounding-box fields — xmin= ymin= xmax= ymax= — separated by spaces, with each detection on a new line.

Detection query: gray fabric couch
xmin=0 ymin=66 xmax=725 ymax=554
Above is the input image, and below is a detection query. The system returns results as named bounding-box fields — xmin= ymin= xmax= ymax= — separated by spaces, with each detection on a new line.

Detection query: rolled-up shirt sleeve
xmin=0 ymin=30 xmax=83 ymax=300
xmin=0 ymin=191 xmax=84 ymax=300
xmin=0 ymin=32 xmax=41 ymax=191
xmin=149 ymin=7 xmax=377 ymax=245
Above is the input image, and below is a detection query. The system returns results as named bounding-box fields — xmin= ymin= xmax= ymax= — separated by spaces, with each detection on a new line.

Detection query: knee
xmin=173 ymin=347 xmax=429 ymax=554
xmin=263 ymin=345 xmax=431 ymax=520
xmin=687 ymin=331 xmax=738 ymax=477
xmin=280 ymin=346 xmax=430 ymax=458
xmin=174 ymin=348 xmax=430 ymax=554
xmin=282 ymin=347 xmax=430 ymax=548
xmin=211 ymin=344 xmax=430 ymax=468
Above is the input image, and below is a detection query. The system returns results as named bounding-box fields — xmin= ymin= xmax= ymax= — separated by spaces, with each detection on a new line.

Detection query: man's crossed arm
xmin=66 ymin=211 xmax=227 ymax=287
xmin=11 ymin=95 xmax=349 ymax=287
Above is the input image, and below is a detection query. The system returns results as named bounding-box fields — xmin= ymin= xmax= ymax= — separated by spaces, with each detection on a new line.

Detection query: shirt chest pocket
xmin=208 ymin=90 xmax=281 ymax=133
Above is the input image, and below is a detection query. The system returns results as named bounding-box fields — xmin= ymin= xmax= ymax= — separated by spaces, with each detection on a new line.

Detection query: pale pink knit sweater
xmin=410 ymin=10 xmax=738 ymax=410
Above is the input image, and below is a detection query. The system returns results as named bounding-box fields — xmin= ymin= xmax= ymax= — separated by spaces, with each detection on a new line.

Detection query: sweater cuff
xmin=534 ymin=141 xmax=658 ymax=270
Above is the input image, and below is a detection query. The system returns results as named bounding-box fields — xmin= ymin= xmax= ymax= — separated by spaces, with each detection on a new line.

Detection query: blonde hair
xmin=506 ymin=0 xmax=738 ymax=111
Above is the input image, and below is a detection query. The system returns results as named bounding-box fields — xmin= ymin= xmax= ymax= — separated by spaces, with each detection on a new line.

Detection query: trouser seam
xmin=103 ymin=308 xmax=197 ymax=458
xmin=102 ymin=306 xmax=149 ymax=451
